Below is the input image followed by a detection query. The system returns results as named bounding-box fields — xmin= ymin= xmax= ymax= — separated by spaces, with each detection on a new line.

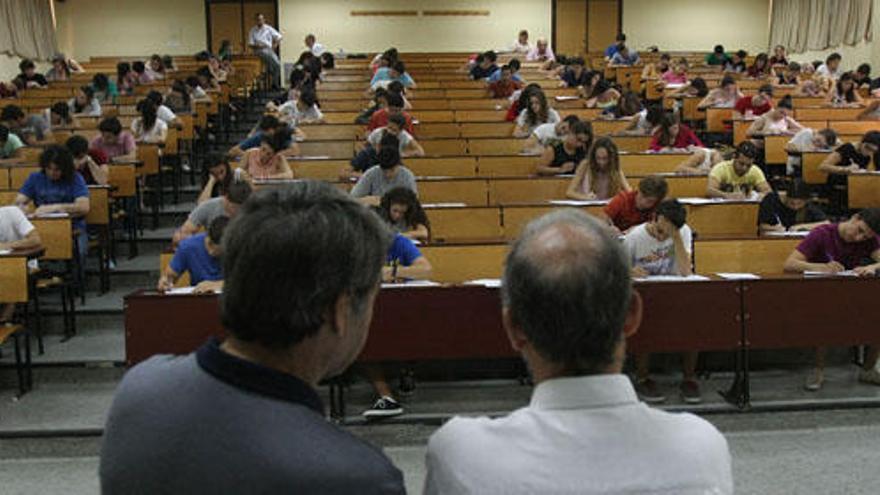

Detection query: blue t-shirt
xmin=19 ymin=171 xmax=90 ymax=230
xmin=370 ymin=67 xmax=416 ymax=88
xmin=486 ymin=68 xmax=524 ymax=83
xmin=169 ymin=233 xmax=222 ymax=285
xmin=238 ymin=131 xmax=263 ymax=151
xmin=605 ymin=43 xmax=621 ymax=58
xmin=386 ymin=233 xmax=421 ymax=267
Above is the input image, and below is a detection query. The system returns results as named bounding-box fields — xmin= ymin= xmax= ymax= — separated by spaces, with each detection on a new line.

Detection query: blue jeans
xmin=257 ymin=48 xmax=281 ymax=88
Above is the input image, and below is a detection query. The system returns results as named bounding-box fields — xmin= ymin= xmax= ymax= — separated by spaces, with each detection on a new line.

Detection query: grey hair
xmin=220 ymin=180 xmax=392 ymax=348
xmin=501 ymin=209 xmax=632 ymax=374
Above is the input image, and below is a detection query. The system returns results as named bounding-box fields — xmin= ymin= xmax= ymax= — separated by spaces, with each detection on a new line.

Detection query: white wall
xmin=623 ymin=0 xmax=770 ymax=53
xmin=277 ymin=0 xmax=551 ymax=57
xmin=53 ymin=0 xmax=207 ymax=61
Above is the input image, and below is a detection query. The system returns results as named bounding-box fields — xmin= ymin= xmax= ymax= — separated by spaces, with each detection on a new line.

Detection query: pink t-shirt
xmin=662 ymin=71 xmax=688 ymax=84
xmin=90 ymin=132 xmax=136 ymax=159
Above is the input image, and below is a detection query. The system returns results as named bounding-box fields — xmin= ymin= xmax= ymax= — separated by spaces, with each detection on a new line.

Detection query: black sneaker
xmin=679 ymin=380 xmax=702 ymax=404
xmin=362 ymin=396 xmax=403 ymax=418
xmin=634 ymin=378 xmax=667 ymax=404
xmin=398 ymin=370 xmax=416 ymax=397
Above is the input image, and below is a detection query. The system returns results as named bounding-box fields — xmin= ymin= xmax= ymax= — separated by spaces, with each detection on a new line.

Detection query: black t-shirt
xmin=551 ymin=142 xmax=586 ymax=168
xmin=829 ymin=143 xmax=874 ymax=186
xmin=14 ymin=73 xmax=48 ymax=88
xmin=562 ymin=68 xmax=589 ymax=87
xmin=470 ymin=64 xmax=498 ymax=80
xmin=758 ymin=192 xmax=826 ymax=228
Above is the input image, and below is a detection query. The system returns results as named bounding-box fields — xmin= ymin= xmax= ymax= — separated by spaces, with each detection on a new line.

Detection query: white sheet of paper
xmin=297 ymin=155 xmax=331 ymax=160
xmin=0 ymin=249 xmax=12 ymax=255
xmin=804 ymin=270 xmax=859 ymax=277
xmin=716 ymin=272 xmax=761 ymax=280
xmin=465 ymin=278 xmax=502 ymax=288
xmin=33 ymin=212 xmax=68 ymax=218
xmin=165 ymin=287 xmax=196 ymax=295
xmin=765 ymin=231 xmax=809 ymax=238
xmin=676 ymin=197 xmax=721 ymax=205
xmin=634 ymin=275 xmax=711 ymax=282
xmin=422 ymin=202 xmax=466 ymax=208
xmin=548 ymin=199 xmax=609 ymax=207
xmin=381 ymin=280 xmax=442 ymax=289
xmin=555 ymin=95 xmax=580 ymax=101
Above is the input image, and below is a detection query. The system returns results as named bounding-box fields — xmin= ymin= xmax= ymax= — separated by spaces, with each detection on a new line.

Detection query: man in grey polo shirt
xmin=351 ymin=145 xmax=417 ymax=207
xmin=101 ymin=181 xmax=405 ymax=494
xmin=172 ymin=179 xmax=251 ymax=246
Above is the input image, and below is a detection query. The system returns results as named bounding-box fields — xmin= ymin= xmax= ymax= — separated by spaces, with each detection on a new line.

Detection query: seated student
xmin=45 ymin=55 xmax=72 ymax=82
xmin=769 ymin=45 xmax=789 ymax=66
xmin=583 ymin=79 xmax=621 ymax=109
xmin=623 ymin=104 xmax=664 ymax=136
xmin=197 ymin=154 xmax=233 ymax=205
xmin=661 ymin=58 xmax=689 ymax=85
xmin=623 ymin=200 xmax=700 ymax=403
xmin=506 ymin=83 xmax=541 ymax=122
xmin=425 ymin=208 xmax=732 ymax=494
xmin=816 ymin=52 xmax=843 ymax=80
xmin=775 ymin=61 xmax=801 ymax=86
xmin=173 ymin=180 xmax=251 ymax=245
xmin=669 ymin=76 xmax=709 ymax=101
xmin=351 ymin=146 xmax=417 ymax=206
xmin=536 ymin=121 xmax=592 ymax=175
xmin=164 ymin=80 xmax=192 ymax=114
xmin=609 ymin=45 xmax=640 ymax=66
xmin=758 ymin=180 xmax=827 ymax=234
xmin=186 ymin=76 xmax=211 ymax=102
xmin=487 ymin=58 xmax=523 ymax=83
xmin=747 ymin=53 xmax=771 ymax=79
xmin=707 ymin=141 xmax=771 ymax=199
xmin=649 ymin=114 xmax=702 ymax=151
xmin=0 ymin=205 xmax=42 ymax=322
xmin=523 ymin=114 xmax=580 ymax=153
xmin=13 ymin=59 xmax=48 ymax=89
xmin=132 ymin=61 xmax=153 ymax=84
xmin=511 ymin=29 xmax=531 ymax=54
xmin=526 ymin=38 xmax=555 ymax=62
xmin=746 ymin=95 xmax=802 ymax=143
xmin=347 ymin=131 xmax=399 ymax=180
xmin=0 ymin=125 xmax=23 ymax=159
xmin=363 ymin=231 xmax=433 ymax=418
xmin=641 ymin=53 xmax=671 ymax=81
xmin=604 ymin=33 xmax=627 ymax=60
xmin=819 ymin=131 xmax=880 ymax=190
xmin=796 ymin=65 xmax=827 ymax=97
xmin=239 ymin=131 xmax=294 ymax=181
xmin=1 ymin=104 xmax=48 ymax=146
xmin=469 ymin=51 xmax=499 ymax=80
xmin=144 ymin=91 xmax=180 ymax=128
xmin=366 ymin=113 xmax=424 ymax=157
xmin=558 ymin=57 xmax=590 ymax=88
xmin=0 ymin=80 xmax=18 ymax=99
xmin=90 ymin=117 xmax=136 ymax=161
xmin=513 ymin=90 xmax=561 ymax=137
xmin=130 ymin=101 xmax=168 ymax=144
xmin=786 ymin=127 xmax=837 ymax=174
xmin=783 ymin=208 xmax=880 ymax=390
xmin=853 ymin=63 xmax=872 ymax=88
xmin=367 ymin=92 xmax=414 ymax=134
xmin=66 ymin=135 xmax=109 ymax=186
xmin=229 ymin=115 xmax=283 ymax=157
xmin=371 ymin=60 xmax=416 ymax=90
xmin=486 ymin=65 xmax=523 ymax=99
xmin=698 ymin=76 xmax=743 ymax=110
xmin=67 ymin=86 xmax=101 ymax=117
xmin=723 ymin=50 xmax=747 ymax=73
xmin=277 ymin=89 xmax=324 ymax=125
xmin=16 ymin=146 xmax=90 ymax=263
xmin=158 ymin=216 xmax=228 ymax=294
xmin=705 ymin=44 xmax=731 ymax=66
xmin=675 ymin=147 xmax=724 ymax=175
xmin=566 ymin=137 xmax=630 ymax=200
xmin=378 ymin=187 xmax=429 ymax=242
xmin=607 ymin=90 xmax=642 ymax=119
xmin=47 ymin=101 xmax=77 ymax=133
xmin=825 ymin=72 xmax=864 ymax=107
xmin=207 ymin=55 xmax=228 ymax=83
xmin=145 ymin=55 xmax=165 ymax=81
xmin=116 ymin=62 xmax=136 ymax=95
xmin=602 ymin=175 xmax=669 ymax=233
xmin=733 ymin=83 xmax=774 ymax=118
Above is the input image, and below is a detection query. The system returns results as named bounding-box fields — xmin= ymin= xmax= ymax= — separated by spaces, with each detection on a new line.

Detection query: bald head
xmin=502 ymin=209 xmax=632 ymax=375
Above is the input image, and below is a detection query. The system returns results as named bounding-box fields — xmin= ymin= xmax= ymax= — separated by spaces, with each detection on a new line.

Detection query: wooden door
xmin=587 ymin=0 xmax=619 ymax=53
xmin=210 ymin=2 xmax=244 ymax=55
xmin=554 ymin=0 xmax=588 ymax=57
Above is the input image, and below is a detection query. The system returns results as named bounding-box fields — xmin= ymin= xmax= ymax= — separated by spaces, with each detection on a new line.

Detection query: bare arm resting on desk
xmin=783 ymin=250 xmax=844 ymax=273
xmin=0 ymin=228 xmax=40 ymax=250
xmin=853 ymin=249 xmax=880 ymax=276
xmin=383 ymin=256 xmax=432 ymax=282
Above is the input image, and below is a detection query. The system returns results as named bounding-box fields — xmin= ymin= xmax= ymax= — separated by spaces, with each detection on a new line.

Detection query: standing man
xmin=424 ymin=209 xmax=732 ymax=494
xmin=101 ymin=181 xmax=405 ymax=494
xmin=248 ymin=13 xmax=283 ymax=89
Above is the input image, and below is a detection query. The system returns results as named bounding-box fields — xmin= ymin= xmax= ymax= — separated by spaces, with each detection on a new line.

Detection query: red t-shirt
xmin=734 ymin=95 xmax=772 ymax=116
xmin=367 ymin=109 xmax=415 ymax=134
xmin=649 ymin=124 xmax=703 ymax=151
xmin=604 ymin=190 xmax=656 ymax=231
xmin=488 ymin=80 xmax=523 ymax=99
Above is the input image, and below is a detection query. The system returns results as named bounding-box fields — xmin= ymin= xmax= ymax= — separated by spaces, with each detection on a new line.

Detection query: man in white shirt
xmin=248 ymin=13 xmax=283 ymax=89
xmin=816 ymin=53 xmax=843 ymax=80
xmin=305 ymin=34 xmax=325 ymax=56
xmin=424 ymin=209 xmax=733 ymax=495
xmin=0 ymin=205 xmax=42 ymax=321
xmin=510 ymin=29 xmax=530 ymax=54
xmin=522 ymin=115 xmax=579 ymax=154
xmin=785 ymin=127 xmax=838 ymax=175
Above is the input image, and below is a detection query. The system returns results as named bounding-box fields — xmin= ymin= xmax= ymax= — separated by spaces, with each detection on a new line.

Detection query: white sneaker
xmin=362 ymin=396 xmax=403 ymax=418
xmin=804 ymin=369 xmax=824 ymax=391
xmin=858 ymin=368 xmax=880 ymax=385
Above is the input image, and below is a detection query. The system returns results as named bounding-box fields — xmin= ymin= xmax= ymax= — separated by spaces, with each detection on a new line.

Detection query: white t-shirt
xmin=510 ymin=40 xmax=531 ymax=54
xmin=367 ymin=127 xmax=413 ymax=151
xmin=156 ymin=104 xmax=176 ymax=124
xmin=786 ymin=128 xmax=815 ymax=171
xmin=0 ymin=206 xmax=34 ymax=244
xmin=248 ymin=24 xmax=281 ymax=50
xmin=816 ymin=63 xmax=841 ymax=80
xmin=516 ymin=108 xmax=561 ymax=131
xmin=531 ymin=122 xmax=559 ymax=145
xmin=623 ymin=223 xmax=693 ymax=276
xmin=131 ymin=118 xmax=168 ymax=144
xmin=278 ymin=101 xmax=323 ymax=125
